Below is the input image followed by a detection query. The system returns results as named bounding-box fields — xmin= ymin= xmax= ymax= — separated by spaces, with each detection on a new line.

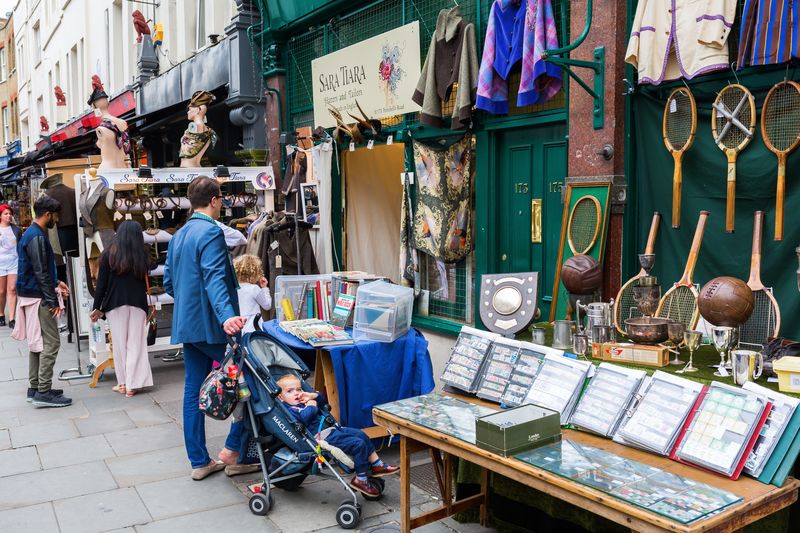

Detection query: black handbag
xmin=145 ymin=275 xmax=158 ymax=346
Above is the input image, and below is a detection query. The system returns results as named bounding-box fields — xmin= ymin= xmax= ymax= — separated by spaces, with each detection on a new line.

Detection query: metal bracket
xmin=541 ymin=0 xmax=605 ymax=129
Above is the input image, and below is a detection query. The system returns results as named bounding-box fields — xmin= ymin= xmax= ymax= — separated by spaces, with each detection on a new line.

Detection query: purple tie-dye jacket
xmin=476 ymin=0 xmax=562 ymax=114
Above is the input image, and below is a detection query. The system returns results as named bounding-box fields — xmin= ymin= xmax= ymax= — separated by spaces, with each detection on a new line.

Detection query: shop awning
xmin=36 ymin=89 xmax=137 ymax=152
xmin=0 ymin=163 xmax=23 ymax=183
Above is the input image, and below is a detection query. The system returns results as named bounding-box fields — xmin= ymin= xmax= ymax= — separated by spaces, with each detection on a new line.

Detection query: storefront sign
xmin=312 ymin=21 xmax=421 ymax=129
xmin=93 ymin=167 xmax=276 ymax=188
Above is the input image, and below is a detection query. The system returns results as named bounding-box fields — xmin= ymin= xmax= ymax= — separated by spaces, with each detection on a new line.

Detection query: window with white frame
xmin=16 ymin=44 xmax=23 ymax=79
xmin=0 ymin=49 xmax=6 ymax=82
xmin=33 ymin=24 xmax=41 ymax=64
xmin=196 ymin=0 xmax=206 ymax=50
xmin=3 ymin=107 xmax=9 ymax=145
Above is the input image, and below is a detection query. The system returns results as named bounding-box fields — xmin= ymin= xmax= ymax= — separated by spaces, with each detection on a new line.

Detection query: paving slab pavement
xmin=0 ymin=324 xmax=498 ymax=532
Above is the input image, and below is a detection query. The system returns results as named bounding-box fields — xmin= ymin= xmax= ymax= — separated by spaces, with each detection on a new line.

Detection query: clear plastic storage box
xmin=353 ymin=281 xmax=414 ymax=343
xmin=274 ymin=274 xmax=332 ymax=322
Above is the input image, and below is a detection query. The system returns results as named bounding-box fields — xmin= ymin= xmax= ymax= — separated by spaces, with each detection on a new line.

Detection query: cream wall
xmin=13 ymin=0 xmax=236 ymax=151
xmin=421 ymin=329 xmax=457 ymax=389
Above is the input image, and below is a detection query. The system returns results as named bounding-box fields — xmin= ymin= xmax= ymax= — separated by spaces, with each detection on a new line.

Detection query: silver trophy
xmin=712 ymin=326 xmax=738 ymax=377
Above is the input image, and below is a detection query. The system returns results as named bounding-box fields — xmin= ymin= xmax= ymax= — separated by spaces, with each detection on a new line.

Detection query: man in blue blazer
xmin=164 ymin=176 xmax=249 ymax=480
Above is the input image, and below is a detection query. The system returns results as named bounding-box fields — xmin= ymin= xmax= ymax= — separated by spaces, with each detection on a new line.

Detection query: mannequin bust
xmin=179 ymin=90 xmax=217 ymax=167
xmin=81 ymin=168 xmax=116 ymax=281
xmin=88 ymin=75 xmax=130 ymax=170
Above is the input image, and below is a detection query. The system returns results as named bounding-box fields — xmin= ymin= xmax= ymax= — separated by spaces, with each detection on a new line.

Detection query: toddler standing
xmin=233 ymin=254 xmax=272 ymax=333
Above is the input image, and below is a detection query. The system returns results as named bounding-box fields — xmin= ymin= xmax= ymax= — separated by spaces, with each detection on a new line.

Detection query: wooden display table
xmin=373 ymin=396 xmax=800 ymax=533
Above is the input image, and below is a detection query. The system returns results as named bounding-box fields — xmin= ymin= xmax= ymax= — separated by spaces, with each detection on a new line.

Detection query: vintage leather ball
xmin=561 ymin=254 xmax=603 ymax=294
xmin=698 ymin=276 xmax=754 ymax=327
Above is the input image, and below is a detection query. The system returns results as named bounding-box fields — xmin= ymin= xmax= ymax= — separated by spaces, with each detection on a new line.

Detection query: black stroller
xmin=236 ymin=331 xmax=386 ymax=528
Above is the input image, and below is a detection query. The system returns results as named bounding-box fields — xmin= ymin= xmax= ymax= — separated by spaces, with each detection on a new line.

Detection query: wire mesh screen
xmin=418 ymin=252 xmax=474 ymax=323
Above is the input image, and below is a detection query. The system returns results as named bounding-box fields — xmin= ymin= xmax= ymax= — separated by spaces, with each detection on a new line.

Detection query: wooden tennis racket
xmin=613 ymin=212 xmax=661 ymax=335
xmin=655 ymin=210 xmax=709 ymax=329
xmin=712 ymin=84 xmax=755 ymax=233
xmin=761 ymin=80 xmax=800 ymax=241
xmin=663 ymin=88 xmax=697 ymax=228
xmin=567 ymin=195 xmax=602 ymax=255
xmin=739 ymin=211 xmax=781 ymax=346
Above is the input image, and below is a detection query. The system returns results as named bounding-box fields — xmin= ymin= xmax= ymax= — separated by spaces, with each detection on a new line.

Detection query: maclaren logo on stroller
xmin=272 ymin=415 xmax=301 ymax=443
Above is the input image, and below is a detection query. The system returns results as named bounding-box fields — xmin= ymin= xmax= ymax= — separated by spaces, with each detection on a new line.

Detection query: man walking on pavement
xmin=13 ymin=195 xmax=72 ymax=408
xmin=164 ymin=176 xmax=249 ymax=480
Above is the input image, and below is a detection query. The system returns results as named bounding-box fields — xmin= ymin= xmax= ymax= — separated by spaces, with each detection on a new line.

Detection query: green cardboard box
xmin=475 ymin=404 xmax=562 ymax=457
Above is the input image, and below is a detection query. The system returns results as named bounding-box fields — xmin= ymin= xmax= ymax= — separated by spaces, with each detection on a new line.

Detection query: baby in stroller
xmin=239 ymin=330 xmax=395 ymax=527
xmin=276 ymin=374 xmax=399 ymax=497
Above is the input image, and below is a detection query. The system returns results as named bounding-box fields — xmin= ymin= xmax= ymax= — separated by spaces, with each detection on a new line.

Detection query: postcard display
xmin=570 ymin=364 xmax=646 ymax=437
xmin=524 ymin=354 xmax=592 ymax=425
xmin=500 ymin=343 xmax=548 ymax=407
xmin=614 ymin=371 xmax=705 ymax=456
xmin=475 ymin=338 xmax=522 ymax=402
xmin=672 ymin=382 xmax=772 ymax=479
xmin=376 ymin=394 xmax=744 ymax=525
xmin=741 ymin=382 xmax=799 ymax=478
xmin=516 ymin=441 xmax=742 ymax=524
xmin=441 ymin=327 xmax=499 ymax=393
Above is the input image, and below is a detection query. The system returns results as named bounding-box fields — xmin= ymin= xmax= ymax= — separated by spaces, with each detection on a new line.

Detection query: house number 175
xmin=514 ymin=183 xmax=529 ymax=193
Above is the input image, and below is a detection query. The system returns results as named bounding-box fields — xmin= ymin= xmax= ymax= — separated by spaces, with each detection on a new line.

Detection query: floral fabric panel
xmin=412 ymin=134 xmax=473 ymax=263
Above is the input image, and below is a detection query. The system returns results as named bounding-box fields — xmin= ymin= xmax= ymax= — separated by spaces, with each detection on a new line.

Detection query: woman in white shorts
xmin=0 ymin=204 xmax=21 ymax=328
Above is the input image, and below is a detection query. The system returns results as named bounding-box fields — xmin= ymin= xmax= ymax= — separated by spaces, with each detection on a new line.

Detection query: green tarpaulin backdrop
xmin=631 ymin=67 xmax=800 ymax=341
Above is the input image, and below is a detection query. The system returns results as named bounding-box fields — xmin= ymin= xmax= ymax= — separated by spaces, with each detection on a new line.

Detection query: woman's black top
xmin=92 ymin=253 xmax=149 ymax=314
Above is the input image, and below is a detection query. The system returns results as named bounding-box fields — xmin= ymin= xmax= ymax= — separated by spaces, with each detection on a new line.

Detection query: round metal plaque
xmin=492 ymin=287 xmax=522 ymax=315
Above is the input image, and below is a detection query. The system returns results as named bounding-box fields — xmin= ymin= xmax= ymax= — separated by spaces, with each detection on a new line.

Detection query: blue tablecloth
xmin=262 ymin=319 xmax=435 ymax=429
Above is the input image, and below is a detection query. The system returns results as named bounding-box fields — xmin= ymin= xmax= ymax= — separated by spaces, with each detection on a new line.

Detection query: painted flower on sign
xmin=378 ymin=43 xmax=404 ymax=98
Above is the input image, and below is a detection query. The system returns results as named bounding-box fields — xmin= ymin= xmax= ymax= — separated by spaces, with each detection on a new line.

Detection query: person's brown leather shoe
xmin=349 ymin=476 xmax=380 ymax=497
xmin=371 ymin=463 xmax=400 ymax=477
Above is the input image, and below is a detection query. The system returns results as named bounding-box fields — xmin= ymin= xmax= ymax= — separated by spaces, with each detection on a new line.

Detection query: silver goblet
xmin=712 ymin=326 xmax=737 ymax=377
xmin=667 ymin=321 xmax=685 ymax=365
xmin=682 ymin=330 xmax=702 ymax=373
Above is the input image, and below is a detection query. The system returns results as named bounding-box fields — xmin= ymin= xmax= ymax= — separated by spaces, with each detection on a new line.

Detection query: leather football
xmin=698 ymin=276 xmax=754 ymax=327
xmin=561 ymin=254 xmax=603 ymax=294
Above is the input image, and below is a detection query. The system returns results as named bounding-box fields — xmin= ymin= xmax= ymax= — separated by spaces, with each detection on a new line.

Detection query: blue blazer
xmin=164 ymin=216 xmax=239 ymax=346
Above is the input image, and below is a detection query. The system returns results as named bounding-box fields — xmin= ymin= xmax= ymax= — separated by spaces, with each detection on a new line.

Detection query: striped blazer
xmin=626 ymin=0 xmax=737 ymax=85
xmin=737 ymin=0 xmax=799 ymax=67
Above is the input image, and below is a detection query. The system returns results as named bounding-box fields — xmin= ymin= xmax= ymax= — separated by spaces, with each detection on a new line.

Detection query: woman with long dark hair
xmin=90 ymin=220 xmax=153 ymax=396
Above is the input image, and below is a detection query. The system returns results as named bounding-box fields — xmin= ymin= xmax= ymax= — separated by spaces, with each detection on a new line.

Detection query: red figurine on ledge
xmin=39 ymin=116 xmax=49 ymax=132
xmin=54 ymin=85 xmax=66 ymax=107
xmin=132 ymin=10 xmax=151 ymax=43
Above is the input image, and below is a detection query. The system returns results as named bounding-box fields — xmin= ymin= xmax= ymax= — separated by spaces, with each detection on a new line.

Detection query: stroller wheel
xmin=249 ymin=493 xmax=273 ymax=516
xmin=335 ymin=502 xmax=360 ymax=529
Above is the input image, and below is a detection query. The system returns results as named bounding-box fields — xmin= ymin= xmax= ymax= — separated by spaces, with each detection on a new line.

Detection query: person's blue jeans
xmin=325 ymin=426 xmax=375 ymax=474
xmin=183 ymin=342 xmax=246 ymax=468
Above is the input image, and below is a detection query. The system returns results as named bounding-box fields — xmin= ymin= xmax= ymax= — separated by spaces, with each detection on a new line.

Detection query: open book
xmin=279 ymin=319 xmax=353 ymax=347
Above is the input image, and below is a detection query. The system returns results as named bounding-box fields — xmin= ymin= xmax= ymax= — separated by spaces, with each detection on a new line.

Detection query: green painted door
xmin=493 ymin=123 xmax=567 ymax=319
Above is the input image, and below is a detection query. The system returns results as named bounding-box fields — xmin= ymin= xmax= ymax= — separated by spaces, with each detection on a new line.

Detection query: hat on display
xmin=87 ymin=75 xmax=109 ymax=107
xmin=40 ymin=173 xmax=65 ymax=190
xmin=189 ymin=90 xmax=215 ymax=108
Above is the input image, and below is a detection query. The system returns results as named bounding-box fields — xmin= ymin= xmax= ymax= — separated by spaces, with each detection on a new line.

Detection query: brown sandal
xmin=125 ymin=389 xmax=137 ymax=397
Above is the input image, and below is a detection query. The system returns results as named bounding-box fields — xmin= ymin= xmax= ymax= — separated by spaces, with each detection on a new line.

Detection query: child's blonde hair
xmin=233 ymin=254 xmax=264 ymax=284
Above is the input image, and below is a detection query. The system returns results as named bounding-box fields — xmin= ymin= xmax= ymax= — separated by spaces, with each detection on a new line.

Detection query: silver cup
xmin=531 ymin=327 xmax=546 ymax=345
xmin=553 ymin=320 xmax=575 ymax=349
xmin=592 ymin=324 xmax=614 ymax=344
xmin=712 ymin=326 xmax=737 ymax=377
xmin=731 ymin=349 xmax=764 ymax=386
xmin=573 ymin=334 xmax=589 ymax=357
